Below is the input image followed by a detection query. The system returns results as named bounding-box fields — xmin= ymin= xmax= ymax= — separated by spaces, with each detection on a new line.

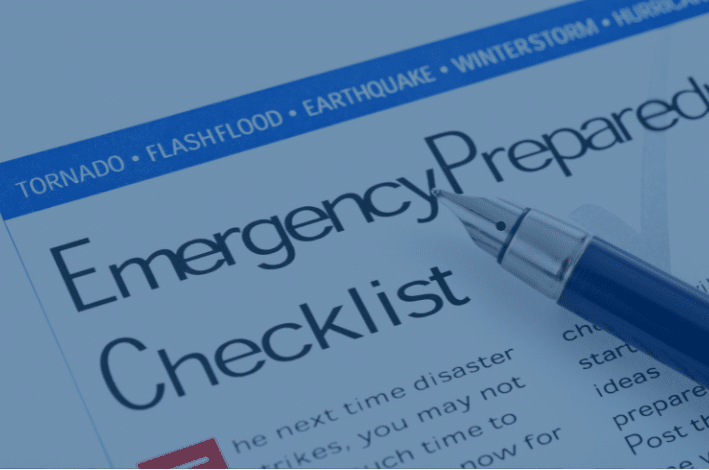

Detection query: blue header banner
xmin=1 ymin=0 xmax=708 ymax=220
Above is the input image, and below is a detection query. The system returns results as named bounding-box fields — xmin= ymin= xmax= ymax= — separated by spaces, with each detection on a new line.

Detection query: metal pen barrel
xmin=434 ymin=190 xmax=709 ymax=388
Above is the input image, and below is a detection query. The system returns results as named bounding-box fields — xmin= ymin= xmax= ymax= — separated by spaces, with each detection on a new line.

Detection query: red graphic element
xmin=138 ymin=438 xmax=228 ymax=469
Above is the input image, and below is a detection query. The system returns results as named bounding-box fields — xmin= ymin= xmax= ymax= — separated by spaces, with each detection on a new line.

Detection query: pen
xmin=432 ymin=189 xmax=709 ymax=388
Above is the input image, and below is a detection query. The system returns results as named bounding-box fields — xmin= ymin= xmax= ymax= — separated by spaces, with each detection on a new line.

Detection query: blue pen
xmin=433 ymin=189 xmax=709 ymax=388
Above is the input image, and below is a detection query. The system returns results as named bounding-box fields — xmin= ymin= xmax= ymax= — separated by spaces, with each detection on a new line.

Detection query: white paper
xmin=1 ymin=1 xmax=709 ymax=468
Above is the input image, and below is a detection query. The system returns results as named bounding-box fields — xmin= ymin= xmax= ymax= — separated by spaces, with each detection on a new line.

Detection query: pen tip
xmin=431 ymin=188 xmax=442 ymax=198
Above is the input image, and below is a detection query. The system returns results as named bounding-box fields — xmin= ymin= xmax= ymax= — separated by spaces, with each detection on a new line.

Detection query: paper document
xmin=1 ymin=0 xmax=709 ymax=467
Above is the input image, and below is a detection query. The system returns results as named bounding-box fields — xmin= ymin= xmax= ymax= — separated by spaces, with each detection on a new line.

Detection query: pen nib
xmin=432 ymin=188 xmax=526 ymax=260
